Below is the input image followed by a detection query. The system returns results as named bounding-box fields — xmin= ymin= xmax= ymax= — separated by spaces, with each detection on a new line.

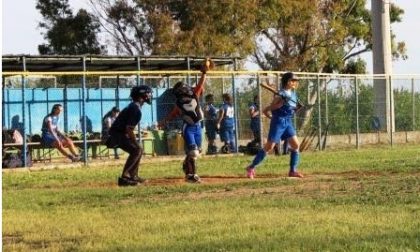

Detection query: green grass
xmin=3 ymin=144 xmax=420 ymax=251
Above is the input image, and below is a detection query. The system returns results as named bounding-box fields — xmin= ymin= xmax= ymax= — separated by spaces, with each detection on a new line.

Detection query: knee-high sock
xmin=250 ymin=149 xmax=266 ymax=168
xmin=289 ymin=150 xmax=300 ymax=172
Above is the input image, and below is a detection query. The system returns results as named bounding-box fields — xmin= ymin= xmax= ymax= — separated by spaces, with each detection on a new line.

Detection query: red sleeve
xmin=193 ymin=84 xmax=204 ymax=98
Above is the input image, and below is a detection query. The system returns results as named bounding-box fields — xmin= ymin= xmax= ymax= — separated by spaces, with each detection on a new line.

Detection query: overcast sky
xmin=2 ymin=0 xmax=419 ymax=74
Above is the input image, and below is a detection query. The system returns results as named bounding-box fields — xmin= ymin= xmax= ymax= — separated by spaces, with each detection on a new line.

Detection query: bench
xmin=2 ymin=137 xmax=155 ymax=165
xmin=2 ymin=140 xmax=111 ymax=163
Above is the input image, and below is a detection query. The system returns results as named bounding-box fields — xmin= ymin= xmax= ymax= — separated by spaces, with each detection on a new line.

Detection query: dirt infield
xmin=31 ymin=170 xmax=419 ymax=190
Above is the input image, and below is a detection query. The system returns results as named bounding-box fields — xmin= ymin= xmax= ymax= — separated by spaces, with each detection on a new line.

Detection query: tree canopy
xmin=36 ymin=0 xmax=104 ymax=55
xmin=37 ymin=0 xmax=406 ymax=74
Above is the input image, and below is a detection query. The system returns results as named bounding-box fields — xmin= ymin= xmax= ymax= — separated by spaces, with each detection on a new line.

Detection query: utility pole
xmin=371 ymin=0 xmax=394 ymax=133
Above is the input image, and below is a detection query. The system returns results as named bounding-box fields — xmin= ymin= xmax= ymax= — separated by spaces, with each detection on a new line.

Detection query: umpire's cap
xmin=281 ymin=72 xmax=298 ymax=88
xmin=130 ymin=85 xmax=153 ymax=104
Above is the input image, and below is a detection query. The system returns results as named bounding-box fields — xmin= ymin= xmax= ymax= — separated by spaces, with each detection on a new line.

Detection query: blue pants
xmin=220 ymin=126 xmax=235 ymax=151
xmin=183 ymin=123 xmax=202 ymax=151
xmin=205 ymin=121 xmax=217 ymax=141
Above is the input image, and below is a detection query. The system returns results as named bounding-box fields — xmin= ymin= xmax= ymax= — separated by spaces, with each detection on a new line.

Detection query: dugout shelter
xmin=2 ymin=55 xmax=239 ymax=167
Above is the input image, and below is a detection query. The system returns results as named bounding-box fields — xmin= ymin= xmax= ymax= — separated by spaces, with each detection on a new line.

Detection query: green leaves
xmin=36 ymin=0 xmax=103 ymax=55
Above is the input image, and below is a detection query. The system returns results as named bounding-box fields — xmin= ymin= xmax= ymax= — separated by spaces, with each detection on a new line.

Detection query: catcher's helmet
xmin=130 ymin=85 xmax=152 ymax=104
xmin=281 ymin=72 xmax=298 ymax=88
xmin=172 ymin=81 xmax=193 ymax=98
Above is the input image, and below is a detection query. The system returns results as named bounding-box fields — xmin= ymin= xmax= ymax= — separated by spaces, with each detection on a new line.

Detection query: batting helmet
xmin=281 ymin=72 xmax=298 ymax=88
xmin=130 ymin=85 xmax=153 ymax=104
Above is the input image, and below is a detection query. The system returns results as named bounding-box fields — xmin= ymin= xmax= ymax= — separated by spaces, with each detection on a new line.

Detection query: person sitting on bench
xmin=41 ymin=104 xmax=80 ymax=162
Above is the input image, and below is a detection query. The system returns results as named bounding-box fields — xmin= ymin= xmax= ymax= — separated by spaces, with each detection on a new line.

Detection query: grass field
xmin=3 ymin=145 xmax=420 ymax=251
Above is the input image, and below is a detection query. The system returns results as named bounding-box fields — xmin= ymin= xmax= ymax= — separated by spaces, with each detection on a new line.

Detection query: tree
xmin=37 ymin=0 xmax=104 ymax=55
xmin=88 ymin=0 xmax=258 ymax=57
xmin=87 ymin=0 xmax=153 ymax=55
xmin=252 ymin=0 xmax=406 ymax=73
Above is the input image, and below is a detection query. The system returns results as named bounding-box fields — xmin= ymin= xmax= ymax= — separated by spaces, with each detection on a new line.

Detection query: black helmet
xmin=281 ymin=72 xmax=298 ymax=88
xmin=172 ymin=81 xmax=192 ymax=98
xmin=130 ymin=85 xmax=153 ymax=104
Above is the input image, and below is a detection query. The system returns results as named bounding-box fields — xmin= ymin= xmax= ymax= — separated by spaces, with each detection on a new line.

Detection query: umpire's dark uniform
xmin=107 ymin=85 xmax=152 ymax=186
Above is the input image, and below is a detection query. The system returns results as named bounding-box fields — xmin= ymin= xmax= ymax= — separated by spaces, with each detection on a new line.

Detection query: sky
xmin=2 ymin=0 xmax=419 ymax=74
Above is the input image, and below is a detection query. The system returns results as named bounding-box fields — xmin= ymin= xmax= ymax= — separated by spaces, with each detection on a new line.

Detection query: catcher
xmin=246 ymin=72 xmax=304 ymax=179
xmin=159 ymin=59 xmax=213 ymax=183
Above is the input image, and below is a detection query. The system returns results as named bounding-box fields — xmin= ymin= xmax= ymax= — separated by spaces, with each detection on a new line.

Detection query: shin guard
xmin=182 ymin=155 xmax=196 ymax=175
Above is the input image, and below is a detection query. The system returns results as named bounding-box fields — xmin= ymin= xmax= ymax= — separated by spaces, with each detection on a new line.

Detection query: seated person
xmin=80 ymin=115 xmax=98 ymax=159
xmin=102 ymin=107 xmax=120 ymax=159
xmin=41 ymin=104 xmax=80 ymax=162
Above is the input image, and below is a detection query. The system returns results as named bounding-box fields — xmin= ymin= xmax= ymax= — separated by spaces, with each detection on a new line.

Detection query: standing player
xmin=204 ymin=94 xmax=218 ymax=154
xmin=246 ymin=72 xmax=303 ymax=179
xmin=217 ymin=93 xmax=235 ymax=153
xmin=249 ymin=95 xmax=261 ymax=144
xmin=107 ymin=85 xmax=153 ymax=186
xmin=160 ymin=63 xmax=210 ymax=183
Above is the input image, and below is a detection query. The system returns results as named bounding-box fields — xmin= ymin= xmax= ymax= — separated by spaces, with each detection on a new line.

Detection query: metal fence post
xmin=355 ymin=76 xmax=360 ymax=149
xmin=257 ymin=73 xmax=263 ymax=147
xmin=2 ymin=76 xmax=6 ymax=129
xmin=63 ymin=84 xmax=68 ymax=132
xmin=389 ymin=75 xmax=393 ymax=147
xmin=412 ymin=78 xmax=415 ymax=131
xmin=137 ymin=57 xmax=142 ymax=145
xmin=22 ymin=56 xmax=28 ymax=167
xmin=116 ymin=75 xmax=120 ymax=109
xmin=82 ymin=57 xmax=88 ymax=164
xmin=317 ymin=74 xmax=322 ymax=151
xmin=325 ymin=76 xmax=329 ymax=128
xmin=232 ymin=59 xmax=239 ymax=153
xmin=187 ymin=57 xmax=191 ymax=86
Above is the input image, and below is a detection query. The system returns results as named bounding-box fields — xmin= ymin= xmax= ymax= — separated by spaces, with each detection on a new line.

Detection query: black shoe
xmin=185 ymin=174 xmax=201 ymax=183
xmin=118 ymin=176 xmax=138 ymax=186
xmin=131 ymin=176 xmax=147 ymax=184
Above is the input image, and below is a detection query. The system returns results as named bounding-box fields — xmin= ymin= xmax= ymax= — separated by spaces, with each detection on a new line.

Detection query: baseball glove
xmin=200 ymin=58 xmax=215 ymax=74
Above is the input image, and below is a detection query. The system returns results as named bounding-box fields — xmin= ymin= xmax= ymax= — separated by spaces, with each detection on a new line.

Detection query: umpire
xmin=107 ymin=85 xmax=153 ymax=186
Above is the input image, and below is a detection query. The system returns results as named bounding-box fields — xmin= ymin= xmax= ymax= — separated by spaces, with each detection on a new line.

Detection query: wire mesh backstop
xmin=2 ymin=70 xmax=420 ymax=167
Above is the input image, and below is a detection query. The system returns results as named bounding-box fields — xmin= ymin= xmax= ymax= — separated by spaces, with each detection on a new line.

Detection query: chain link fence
xmin=2 ymin=72 xmax=420 ymax=166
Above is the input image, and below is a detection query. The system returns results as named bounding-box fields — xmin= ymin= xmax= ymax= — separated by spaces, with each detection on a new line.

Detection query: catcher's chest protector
xmin=176 ymin=95 xmax=203 ymax=125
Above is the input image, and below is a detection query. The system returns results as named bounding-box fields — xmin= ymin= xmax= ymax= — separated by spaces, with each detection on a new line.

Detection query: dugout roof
xmin=2 ymin=55 xmax=238 ymax=72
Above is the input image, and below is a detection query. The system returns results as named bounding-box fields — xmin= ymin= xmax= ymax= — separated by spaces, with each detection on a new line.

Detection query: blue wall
xmin=2 ymin=88 xmax=167 ymax=135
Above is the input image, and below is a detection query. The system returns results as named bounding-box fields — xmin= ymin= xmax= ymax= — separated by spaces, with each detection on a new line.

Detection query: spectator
xmin=11 ymin=115 xmax=24 ymax=136
xmin=102 ymin=107 xmax=120 ymax=159
xmin=80 ymin=115 xmax=97 ymax=158
xmin=41 ymin=104 xmax=80 ymax=162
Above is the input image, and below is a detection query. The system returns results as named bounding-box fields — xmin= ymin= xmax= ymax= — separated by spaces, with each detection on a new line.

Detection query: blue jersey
xmin=271 ymin=90 xmax=298 ymax=119
xmin=41 ymin=115 xmax=60 ymax=135
xmin=220 ymin=103 xmax=235 ymax=128
xmin=204 ymin=104 xmax=218 ymax=121
xmin=249 ymin=102 xmax=260 ymax=123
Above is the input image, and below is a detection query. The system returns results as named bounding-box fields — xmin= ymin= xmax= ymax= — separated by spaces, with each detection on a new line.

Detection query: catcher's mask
xmin=173 ymin=81 xmax=193 ymax=98
xmin=130 ymin=85 xmax=153 ymax=104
